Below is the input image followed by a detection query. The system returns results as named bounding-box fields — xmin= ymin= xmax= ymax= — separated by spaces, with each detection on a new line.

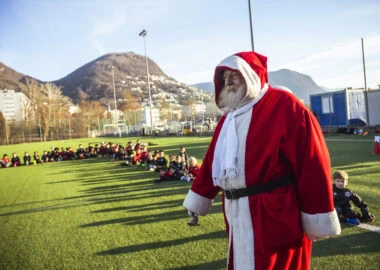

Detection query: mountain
xmin=192 ymin=82 xmax=214 ymax=93
xmin=0 ymin=62 xmax=41 ymax=91
xmin=192 ymin=69 xmax=327 ymax=103
xmin=1 ymin=54 xmax=324 ymax=107
xmin=268 ymin=69 xmax=326 ymax=102
xmin=53 ymin=52 xmax=209 ymax=105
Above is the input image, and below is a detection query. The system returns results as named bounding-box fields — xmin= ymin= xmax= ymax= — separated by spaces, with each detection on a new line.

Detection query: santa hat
xmin=213 ymin=51 xmax=268 ymax=108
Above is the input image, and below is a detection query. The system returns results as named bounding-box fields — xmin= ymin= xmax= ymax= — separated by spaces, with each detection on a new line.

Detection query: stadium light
xmin=139 ymin=29 xmax=154 ymax=135
xmin=111 ymin=66 xmax=121 ymax=137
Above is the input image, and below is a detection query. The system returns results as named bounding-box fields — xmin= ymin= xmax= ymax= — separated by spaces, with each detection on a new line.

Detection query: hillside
xmin=268 ymin=69 xmax=326 ymax=102
xmin=0 ymin=62 xmax=40 ymax=91
xmin=53 ymin=52 xmax=209 ymax=105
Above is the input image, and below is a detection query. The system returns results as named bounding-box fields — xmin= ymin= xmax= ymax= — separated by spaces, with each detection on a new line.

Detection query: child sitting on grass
xmin=182 ymin=156 xmax=200 ymax=182
xmin=333 ymin=170 xmax=375 ymax=225
xmin=23 ymin=152 xmax=32 ymax=165
xmin=154 ymin=155 xmax=187 ymax=183
xmin=11 ymin=153 xmax=20 ymax=167
xmin=1 ymin=154 xmax=11 ymax=168
xmin=33 ymin=151 xmax=42 ymax=164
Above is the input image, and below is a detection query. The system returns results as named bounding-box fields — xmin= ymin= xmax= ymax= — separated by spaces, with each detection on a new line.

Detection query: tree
xmin=118 ymin=91 xmax=142 ymax=126
xmin=76 ymin=101 xmax=106 ymax=135
xmin=21 ymin=79 xmax=73 ymax=140
xmin=0 ymin=111 xmax=10 ymax=144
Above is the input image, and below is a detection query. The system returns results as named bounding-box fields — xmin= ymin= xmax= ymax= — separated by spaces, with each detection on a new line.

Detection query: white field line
xmin=325 ymin=139 xmax=374 ymax=142
xmin=357 ymin=223 xmax=380 ymax=233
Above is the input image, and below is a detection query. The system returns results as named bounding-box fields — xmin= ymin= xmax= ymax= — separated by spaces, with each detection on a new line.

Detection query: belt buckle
xmin=225 ymin=189 xmax=238 ymax=200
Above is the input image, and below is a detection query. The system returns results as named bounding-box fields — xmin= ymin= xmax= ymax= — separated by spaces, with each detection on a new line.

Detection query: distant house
xmin=367 ymin=89 xmax=380 ymax=126
xmin=310 ymin=88 xmax=367 ymax=127
xmin=104 ymin=108 xmax=125 ymax=121
xmin=0 ymin=89 xmax=30 ymax=122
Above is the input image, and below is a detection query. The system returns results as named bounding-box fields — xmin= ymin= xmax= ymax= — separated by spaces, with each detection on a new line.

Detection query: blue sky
xmin=0 ymin=0 xmax=379 ymax=89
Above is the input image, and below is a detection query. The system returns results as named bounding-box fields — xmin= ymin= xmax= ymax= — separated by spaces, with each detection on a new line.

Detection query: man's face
xmin=223 ymin=70 xmax=244 ymax=92
xmin=334 ymin=178 xmax=347 ymax=189
xmin=218 ymin=70 xmax=246 ymax=111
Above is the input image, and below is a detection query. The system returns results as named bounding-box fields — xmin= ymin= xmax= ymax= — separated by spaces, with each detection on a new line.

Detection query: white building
xmin=0 ymin=89 xmax=29 ymax=122
xmin=182 ymin=103 xmax=206 ymax=118
xmin=367 ymin=88 xmax=380 ymax=126
xmin=142 ymin=106 xmax=160 ymax=127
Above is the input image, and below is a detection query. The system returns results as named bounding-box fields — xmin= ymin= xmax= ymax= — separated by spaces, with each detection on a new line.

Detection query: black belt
xmin=223 ymin=174 xmax=293 ymax=200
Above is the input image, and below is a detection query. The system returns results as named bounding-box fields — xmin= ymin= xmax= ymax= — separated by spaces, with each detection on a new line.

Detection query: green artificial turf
xmin=0 ymin=135 xmax=379 ymax=269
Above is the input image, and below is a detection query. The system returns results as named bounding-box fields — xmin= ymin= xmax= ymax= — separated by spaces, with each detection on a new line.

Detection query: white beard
xmin=218 ymin=85 xmax=246 ymax=112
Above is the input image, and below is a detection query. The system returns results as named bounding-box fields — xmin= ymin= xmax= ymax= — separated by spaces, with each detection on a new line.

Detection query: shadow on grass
xmin=81 ymin=204 xmax=222 ymax=227
xmin=313 ymin=230 xmax=380 ymax=257
xmin=84 ymin=186 xmax=189 ymax=204
xmin=91 ymin=198 xmax=184 ymax=213
xmin=81 ymin=209 xmax=185 ymax=227
xmin=0 ymin=199 xmax=89 ymax=216
xmin=96 ymin=230 xmax=226 ymax=255
xmin=170 ymin=259 xmax=226 ymax=270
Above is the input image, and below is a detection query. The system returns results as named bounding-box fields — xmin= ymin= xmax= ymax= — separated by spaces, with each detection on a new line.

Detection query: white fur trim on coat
xmin=183 ymin=190 xmax=213 ymax=216
xmin=301 ymin=210 xmax=341 ymax=241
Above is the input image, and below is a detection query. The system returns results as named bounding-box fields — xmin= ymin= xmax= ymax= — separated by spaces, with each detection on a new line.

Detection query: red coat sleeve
xmin=280 ymin=96 xmax=340 ymax=239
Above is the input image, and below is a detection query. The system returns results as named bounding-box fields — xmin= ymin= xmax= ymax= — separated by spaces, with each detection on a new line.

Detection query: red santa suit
xmin=183 ymin=52 xmax=341 ymax=269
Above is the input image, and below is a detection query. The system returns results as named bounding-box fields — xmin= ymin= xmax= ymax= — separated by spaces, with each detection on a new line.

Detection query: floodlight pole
xmin=248 ymin=0 xmax=255 ymax=51
xmin=361 ymin=37 xmax=370 ymax=126
xmin=111 ymin=66 xmax=121 ymax=137
xmin=139 ymin=29 xmax=154 ymax=136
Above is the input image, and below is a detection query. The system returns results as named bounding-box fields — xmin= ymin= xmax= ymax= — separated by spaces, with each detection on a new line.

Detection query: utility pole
xmin=111 ymin=66 xmax=121 ymax=137
xmin=361 ymin=37 xmax=370 ymax=126
xmin=248 ymin=0 xmax=255 ymax=51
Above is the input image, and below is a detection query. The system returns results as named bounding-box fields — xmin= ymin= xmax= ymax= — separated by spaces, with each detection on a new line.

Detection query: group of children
xmin=0 ymin=142 xmax=114 ymax=168
xmin=120 ymin=144 xmax=201 ymax=184
xmin=151 ymin=147 xmax=200 ymax=183
xmin=0 ymin=140 xmax=149 ymax=168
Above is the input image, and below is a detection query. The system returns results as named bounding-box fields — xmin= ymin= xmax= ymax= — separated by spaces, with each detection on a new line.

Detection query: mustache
xmin=218 ymin=85 xmax=246 ymax=111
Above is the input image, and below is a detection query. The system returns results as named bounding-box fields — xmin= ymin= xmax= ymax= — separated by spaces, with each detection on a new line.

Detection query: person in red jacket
xmin=183 ymin=51 xmax=341 ymax=269
xmin=184 ymin=156 xmax=200 ymax=182
xmin=1 ymin=154 xmax=11 ymax=168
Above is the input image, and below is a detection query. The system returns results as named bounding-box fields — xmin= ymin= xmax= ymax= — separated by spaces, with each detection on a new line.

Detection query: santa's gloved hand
xmin=187 ymin=211 xmax=200 ymax=226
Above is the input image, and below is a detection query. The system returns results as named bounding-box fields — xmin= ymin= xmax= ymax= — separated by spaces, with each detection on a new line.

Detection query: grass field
xmin=0 ymin=135 xmax=379 ymax=269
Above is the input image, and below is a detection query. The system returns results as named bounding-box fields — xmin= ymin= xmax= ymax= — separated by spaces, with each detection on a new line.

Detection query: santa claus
xmin=183 ymin=51 xmax=341 ymax=269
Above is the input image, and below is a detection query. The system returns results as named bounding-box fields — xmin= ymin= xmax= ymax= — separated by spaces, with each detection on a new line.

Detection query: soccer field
xmin=0 ymin=136 xmax=379 ymax=269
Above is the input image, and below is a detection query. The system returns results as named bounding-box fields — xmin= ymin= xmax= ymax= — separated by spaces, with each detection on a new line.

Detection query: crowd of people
xmin=0 ymin=140 xmax=201 ymax=184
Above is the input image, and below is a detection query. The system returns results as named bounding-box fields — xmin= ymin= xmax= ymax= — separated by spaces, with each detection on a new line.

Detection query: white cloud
xmin=176 ymin=69 xmax=214 ymax=84
xmin=92 ymin=41 xmax=106 ymax=55
xmin=338 ymin=4 xmax=380 ymax=19
xmin=91 ymin=15 xmax=126 ymax=37
xmin=272 ymin=34 xmax=380 ymax=89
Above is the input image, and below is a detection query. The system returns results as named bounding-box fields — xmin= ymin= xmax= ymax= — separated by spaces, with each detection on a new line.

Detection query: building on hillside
xmin=69 ymin=105 xmax=80 ymax=114
xmin=182 ymin=103 xmax=206 ymax=120
xmin=0 ymin=89 xmax=30 ymax=122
